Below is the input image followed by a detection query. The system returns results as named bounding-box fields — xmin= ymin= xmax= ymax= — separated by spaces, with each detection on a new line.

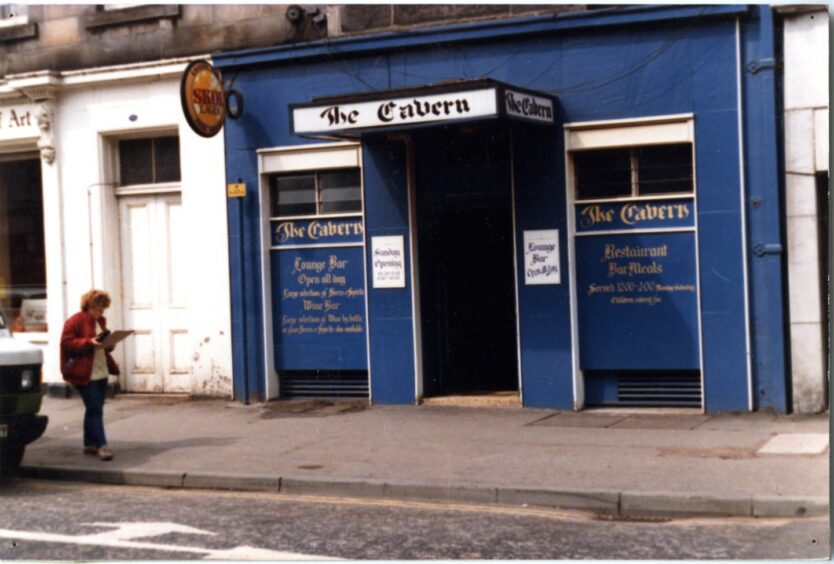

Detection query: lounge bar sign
xmin=291 ymin=81 xmax=556 ymax=135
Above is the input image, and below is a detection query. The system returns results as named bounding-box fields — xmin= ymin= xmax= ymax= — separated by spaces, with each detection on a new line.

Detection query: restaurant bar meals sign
xmin=291 ymin=80 xmax=556 ymax=135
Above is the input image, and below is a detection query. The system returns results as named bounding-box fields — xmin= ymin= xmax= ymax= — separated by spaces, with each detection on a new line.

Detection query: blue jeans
xmin=76 ymin=378 xmax=108 ymax=449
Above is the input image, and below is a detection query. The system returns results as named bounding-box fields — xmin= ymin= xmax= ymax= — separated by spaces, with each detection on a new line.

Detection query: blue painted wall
xmin=217 ymin=5 xmax=786 ymax=412
xmin=362 ymin=137 xmax=416 ymax=403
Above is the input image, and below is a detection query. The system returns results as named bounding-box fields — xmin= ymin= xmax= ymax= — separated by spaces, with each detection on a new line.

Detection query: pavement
xmin=11 ymin=394 xmax=831 ymax=519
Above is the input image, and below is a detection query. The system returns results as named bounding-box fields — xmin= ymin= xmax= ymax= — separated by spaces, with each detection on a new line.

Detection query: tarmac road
xmin=0 ymin=478 xmax=828 ymax=560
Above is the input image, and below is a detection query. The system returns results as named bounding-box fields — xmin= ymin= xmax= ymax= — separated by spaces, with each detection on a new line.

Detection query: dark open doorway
xmin=414 ymin=123 xmax=518 ymax=397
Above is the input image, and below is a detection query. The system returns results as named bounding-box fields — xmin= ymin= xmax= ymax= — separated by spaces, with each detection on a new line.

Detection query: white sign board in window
xmin=523 ymin=230 xmax=560 ymax=285
xmin=372 ymin=235 xmax=406 ymax=288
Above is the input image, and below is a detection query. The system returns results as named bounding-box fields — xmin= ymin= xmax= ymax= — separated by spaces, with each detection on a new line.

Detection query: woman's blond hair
xmin=80 ymin=289 xmax=111 ymax=312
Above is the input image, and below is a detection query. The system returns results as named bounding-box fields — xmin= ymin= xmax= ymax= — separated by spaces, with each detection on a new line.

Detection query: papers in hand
xmin=100 ymin=330 xmax=134 ymax=348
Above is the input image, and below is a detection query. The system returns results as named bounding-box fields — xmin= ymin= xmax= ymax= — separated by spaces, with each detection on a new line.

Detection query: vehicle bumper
xmin=0 ymin=414 xmax=48 ymax=448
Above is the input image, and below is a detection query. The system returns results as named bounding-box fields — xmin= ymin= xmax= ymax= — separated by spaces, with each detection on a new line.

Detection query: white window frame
xmin=112 ymin=130 xmax=182 ymax=196
xmin=567 ymin=114 xmax=696 ymax=204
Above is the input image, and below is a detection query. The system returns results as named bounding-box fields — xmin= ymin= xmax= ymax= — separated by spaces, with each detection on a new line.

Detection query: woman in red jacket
xmin=60 ymin=290 xmax=120 ymax=461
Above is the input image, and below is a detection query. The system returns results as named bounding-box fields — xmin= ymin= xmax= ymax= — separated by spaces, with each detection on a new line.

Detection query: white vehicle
xmin=0 ymin=305 xmax=47 ymax=471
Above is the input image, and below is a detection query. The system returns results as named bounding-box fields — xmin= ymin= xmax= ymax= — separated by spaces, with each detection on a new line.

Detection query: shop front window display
xmin=0 ymin=157 xmax=47 ymax=332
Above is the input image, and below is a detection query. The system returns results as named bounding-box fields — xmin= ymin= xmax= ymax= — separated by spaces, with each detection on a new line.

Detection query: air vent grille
xmin=281 ymin=371 xmax=369 ymax=399
xmin=616 ymin=372 xmax=701 ymax=407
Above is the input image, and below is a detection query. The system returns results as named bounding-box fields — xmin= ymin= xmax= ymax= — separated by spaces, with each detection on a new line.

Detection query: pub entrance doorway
xmin=414 ymin=124 xmax=519 ymax=397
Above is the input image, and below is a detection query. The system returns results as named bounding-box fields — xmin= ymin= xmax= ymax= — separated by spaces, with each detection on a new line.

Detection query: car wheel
xmin=0 ymin=445 xmax=25 ymax=471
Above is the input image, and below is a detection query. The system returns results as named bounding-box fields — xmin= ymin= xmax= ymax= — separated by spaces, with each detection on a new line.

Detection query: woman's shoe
xmin=97 ymin=446 xmax=113 ymax=461
xmin=83 ymin=445 xmax=97 ymax=455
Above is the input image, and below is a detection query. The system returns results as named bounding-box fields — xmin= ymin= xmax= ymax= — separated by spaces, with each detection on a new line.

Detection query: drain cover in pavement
xmin=757 ymin=433 xmax=829 ymax=455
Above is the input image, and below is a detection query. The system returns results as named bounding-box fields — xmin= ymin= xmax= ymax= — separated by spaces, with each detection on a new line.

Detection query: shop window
xmin=269 ymin=169 xmax=361 ymax=217
xmin=118 ymin=136 xmax=181 ymax=186
xmin=0 ymin=157 xmax=47 ymax=333
xmin=574 ymin=143 xmax=693 ymax=201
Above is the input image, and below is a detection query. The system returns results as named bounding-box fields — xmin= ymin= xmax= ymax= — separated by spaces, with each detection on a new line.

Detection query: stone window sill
xmin=0 ymin=21 xmax=37 ymax=43
xmin=85 ymin=4 xmax=180 ymax=31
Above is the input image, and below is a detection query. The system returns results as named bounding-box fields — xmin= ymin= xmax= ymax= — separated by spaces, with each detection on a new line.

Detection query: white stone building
xmin=0 ymin=58 xmax=233 ymax=397
xmin=781 ymin=6 xmax=829 ymax=413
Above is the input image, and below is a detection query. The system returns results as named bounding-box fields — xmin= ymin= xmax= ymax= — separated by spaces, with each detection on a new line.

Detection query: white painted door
xmin=118 ymin=193 xmax=190 ymax=393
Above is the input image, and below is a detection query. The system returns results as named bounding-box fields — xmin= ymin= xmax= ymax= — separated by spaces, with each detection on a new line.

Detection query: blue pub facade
xmin=215 ymin=5 xmax=790 ymax=413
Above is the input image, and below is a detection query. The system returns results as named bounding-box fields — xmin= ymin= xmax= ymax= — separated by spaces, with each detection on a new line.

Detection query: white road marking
xmin=0 ymin=521 xmax=340 ymax=561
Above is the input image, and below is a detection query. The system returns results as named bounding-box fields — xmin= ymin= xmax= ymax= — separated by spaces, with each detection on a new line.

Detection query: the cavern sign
xmin=291 ymin=82 xmax=555 ymax=135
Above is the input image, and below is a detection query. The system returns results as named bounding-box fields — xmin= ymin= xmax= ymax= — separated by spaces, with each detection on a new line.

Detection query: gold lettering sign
xmin=579 ymin=202 xmax=691 ymax=229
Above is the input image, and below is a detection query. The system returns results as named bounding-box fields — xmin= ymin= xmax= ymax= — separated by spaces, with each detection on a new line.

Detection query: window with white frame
xmin=269 ymin=170 xmax=361 ymax=217
xmin=118 ymin=135 xmax=181 ymax=186
xmin=568 ymin=117 xmax=695 ymax=201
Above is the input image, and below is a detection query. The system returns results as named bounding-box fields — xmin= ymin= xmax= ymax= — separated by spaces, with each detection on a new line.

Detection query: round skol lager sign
xmin=180 ymin=60 xmax=226 ymax=138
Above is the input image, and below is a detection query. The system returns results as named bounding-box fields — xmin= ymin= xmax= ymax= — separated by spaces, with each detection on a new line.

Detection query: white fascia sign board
xmin=293 ymin=88 xmax=498 ymax=134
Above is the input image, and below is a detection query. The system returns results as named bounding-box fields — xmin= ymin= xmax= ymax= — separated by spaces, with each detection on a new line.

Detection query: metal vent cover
xmin=616 ymin=371 xmax=702 ymax=407
xmin=281 ymin=371 xmax=369 ymax=399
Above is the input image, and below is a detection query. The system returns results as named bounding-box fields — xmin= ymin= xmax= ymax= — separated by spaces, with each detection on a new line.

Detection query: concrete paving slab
xmin=527 ymin=413 xmax=628 ymax=428
xmin=757 ymin=433 xmax=830 ymax=455
xmin=610 ymin=415 xmax=711 ymax=430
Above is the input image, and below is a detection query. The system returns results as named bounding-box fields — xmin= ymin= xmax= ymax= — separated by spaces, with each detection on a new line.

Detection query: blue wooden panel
xmin=694 ymin=110 xmax=751 ymax=412
xmin=270 ymin=247 xmax=367 ymax=371
xmin=740 ymin=6 xmax=789 ymax=411
xmin=512 ymin=127 xmax=573 ymax=409
xmin=576 ymin=231 xmax=700 ymax=370
xmin=362 ymin=138 xmax=416 ymax=404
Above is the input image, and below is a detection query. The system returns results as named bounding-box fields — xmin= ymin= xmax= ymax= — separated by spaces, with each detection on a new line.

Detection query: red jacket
xmin=60 ymin=311 xmax=119 ymax=386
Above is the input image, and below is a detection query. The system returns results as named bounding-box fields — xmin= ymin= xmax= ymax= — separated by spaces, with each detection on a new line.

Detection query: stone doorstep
xmin=420 ymin=392 xmax=521 ymax=407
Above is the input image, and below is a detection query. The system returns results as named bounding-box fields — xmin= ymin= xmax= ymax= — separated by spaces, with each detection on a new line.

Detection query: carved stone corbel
xmin=35 ymin=101 xmax=55 ymax=165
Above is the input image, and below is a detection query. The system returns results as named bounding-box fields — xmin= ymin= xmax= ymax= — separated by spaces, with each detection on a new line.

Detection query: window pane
xmin=154 ymin=136 xmax=181 ymax=183
xmin=637 ymin=144 xmax=693 ymax=195
xmin=574 ymin=148 xmax=632 ymax=200
xmin=270 ymin=174 xmax=316 ymax=216
xmin=119 ymin=138 xmax=153 ymax=185
xmin=319 ymin=170 xmax=361 ymax=213
xmin=0 ymin=158 xmax=47 ymax=332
